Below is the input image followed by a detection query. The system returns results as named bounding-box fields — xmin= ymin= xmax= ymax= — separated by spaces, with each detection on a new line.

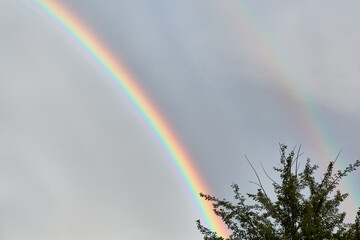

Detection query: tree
xmin=197 ymin=144 xmax=360 ymax=240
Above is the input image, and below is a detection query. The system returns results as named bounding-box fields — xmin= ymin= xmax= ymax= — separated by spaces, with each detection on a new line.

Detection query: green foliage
xmin=197 ymin=144 xmax=360 ymax=240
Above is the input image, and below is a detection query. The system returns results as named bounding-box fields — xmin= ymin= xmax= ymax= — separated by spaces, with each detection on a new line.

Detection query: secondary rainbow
xmin=26 ymin=0 xmax=228 ymax=237
xmin=222 ymin=0 xmax=359 ymax=207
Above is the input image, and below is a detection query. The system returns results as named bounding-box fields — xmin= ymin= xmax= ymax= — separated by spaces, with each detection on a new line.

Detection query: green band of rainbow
xmin=26 ymin=0 xmax=228 ymax=237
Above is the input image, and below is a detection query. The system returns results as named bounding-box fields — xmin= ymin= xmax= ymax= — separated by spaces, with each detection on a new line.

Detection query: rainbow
xmin=222 ymin=0 xmax=359 ymax=208
xmin=25 ymin=0 xmax=228 ymax=237
xmin=23 ymin=0 xmax=359 ymax=236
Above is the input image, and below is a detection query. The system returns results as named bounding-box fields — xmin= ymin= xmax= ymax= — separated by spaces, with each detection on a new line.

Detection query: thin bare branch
xmin=249 ymin=181 xmax=261 ymax=188
xmin=245 ymin=155 xmax=273 ymax=204
xmin=261 ymin=162 xmax=278 ymax=185
xmin=295 ymin=145 xmax=303 ymax=175
xmin=334 ymin=149 xmax=343 ymax=164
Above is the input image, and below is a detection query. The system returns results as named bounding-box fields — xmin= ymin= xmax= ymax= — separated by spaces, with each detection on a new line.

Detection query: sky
xmin=1 ymin=0 xmax=360 ymax=239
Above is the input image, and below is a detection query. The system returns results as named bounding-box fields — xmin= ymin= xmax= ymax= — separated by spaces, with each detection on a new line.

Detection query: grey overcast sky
xmin=1 ymin=0 xmax=360 ymax=239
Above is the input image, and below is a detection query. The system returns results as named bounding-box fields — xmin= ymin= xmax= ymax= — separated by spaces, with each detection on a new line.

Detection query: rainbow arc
xmin=28 ymin=0 xmax=228 ymax=237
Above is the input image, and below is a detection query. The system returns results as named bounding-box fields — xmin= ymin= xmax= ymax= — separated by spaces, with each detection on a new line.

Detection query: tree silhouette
xmin=197 ymin=144 xmax=360 ymax=240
